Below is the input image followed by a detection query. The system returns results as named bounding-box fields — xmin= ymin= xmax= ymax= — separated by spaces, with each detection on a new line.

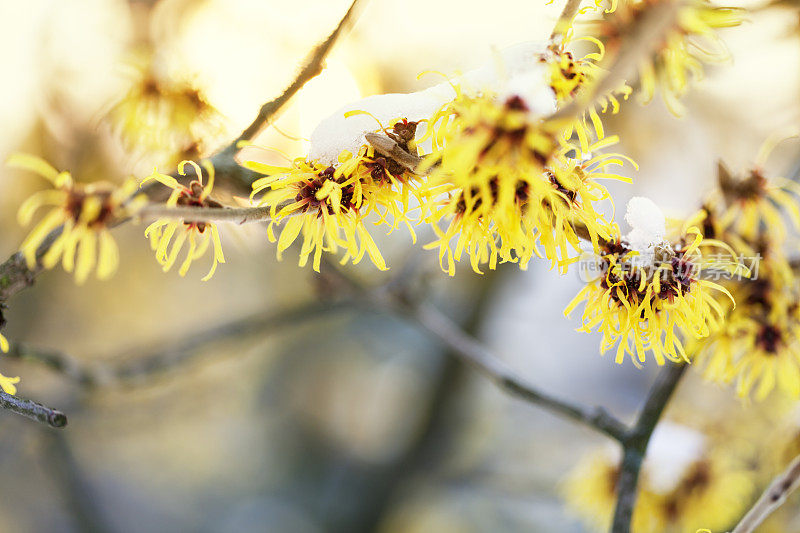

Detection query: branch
xmin=731 ymin=453 xmax=800 ymax=533
xmin=0 ymin=389 xmax=67 ymax=428
xmin=6 ymin=299 xmax=353 ymax=388
xmin=549 ymin=0 xmax=583 ymax=42
xmin=323 ymin=265 xmax=629 ymax=441
xmin=214 ymin=0 xmax=366 ymax=161
xmin=139 ymin=204 xmax=274 ymax=224
xmin=547 ymin=0 xmax=680 ymax=128
xmin=611 ymin=362 xmax=687 ymax=533
xmin=407 ymin=301 xmax=629 ymax=441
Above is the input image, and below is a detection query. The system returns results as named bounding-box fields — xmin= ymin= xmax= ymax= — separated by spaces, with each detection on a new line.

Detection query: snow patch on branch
xmin=308 ymin=42 xmax=557 ymax=165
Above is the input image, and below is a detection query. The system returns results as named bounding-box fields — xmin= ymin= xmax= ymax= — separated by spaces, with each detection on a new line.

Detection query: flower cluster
xmin=0 ymin=1 xmax=752 ymax=392
xmin=690 ymin=154 xmax=800 ymax=400
xmin=9 ymin=154 xmax=144 ymax=285
xmin=595 ymin=0 xmax=744 ymax=112
xmin=107 ymin=58 xmax=224 ymax=163
xmin=563 ymin=421 xmax=754 ymax=532
xmin=566 ymin=219 xmax=735 ymax=366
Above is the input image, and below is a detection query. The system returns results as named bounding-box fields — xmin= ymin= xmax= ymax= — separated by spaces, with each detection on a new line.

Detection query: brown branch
xmin=322 ymin=265 xmax=630 ymax=442
xmin=0 ymin=389 xmax=67 ymax=428
xmin=547 ymin=0 xmax=680 ymax=128
xmin=406 ymin=300 xmax=629 ymax=441
xmin=214 ymin=0 xmax=367 ymax=162
xmin=549 ymin=0 xmax=583 ymax=42
xmin=139 ymin=204 xmax=274 ymax=224
xmin=5 ymin=299 xmax=354 ymax=389
xmin=611 ymin=362 xmax=687 ymax=533
xmin=731 ymin=453 xmax=800 ymax=533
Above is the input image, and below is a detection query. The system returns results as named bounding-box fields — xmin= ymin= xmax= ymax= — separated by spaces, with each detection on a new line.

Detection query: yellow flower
xmin=713 ymin=161 xmax=800 ymax=244
xmin=597 ymin=0 xmax=743 ymax=113
xmin=565 ymin=228 xmax=736 ymax=366
xmin=530 ymin=153 xmax=632 ymax=266
xmin=563 ymin=422 xmax=753 ymax=533
xmin=142 ymin=161 xmax=226 ymax=281
xmin=415 ymin=86 xmax=635 ymax=275
xmin=416 ymin=92 xmax=563 ymax=272
xmin=0 ymin=322 xmax=20 ymax=395
xmin=542 ymin=38 xmax=632 ymax=150
xmin=9 ymin=154 xmax=143 ymax=284
xmin=108 ymin=57 xmax=224 ymax=156
xmin=694 ymin=257 xmax=800 ymax=400
xmin=333 ymin=117 xmax=424 ymax=239
xmin=0 ymin=373 xmax=20 ymax=395
xmin=247 ymin=157 xmax=387 ymax=272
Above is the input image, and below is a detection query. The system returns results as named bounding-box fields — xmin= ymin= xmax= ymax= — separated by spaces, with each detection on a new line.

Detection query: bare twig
xmin=0 ymin=389 xmax=67 ymax=428
xmin=547 ymin=0 xmax=680 ymax=128
xmin=6 ymin=299 xmax=354 ymax=388
xmin=731 ymin=453 xmax=800 ymax=533
xmin=405 ymin=300 xmax=629 ymax=441
xmin=365 ymin=133 xmax=424 ymax=173
xmin=139 ymin=204 xmax=274 ymax=224
xmin=549 ymin=0 xmax=583 ymax=42
xmin=318 ymin=265 xmax=630 ymax=441
xmin=214 ymin=0 xmax=366 ymax=162
xmin=611 ymin=362 xmax=687 ymax=533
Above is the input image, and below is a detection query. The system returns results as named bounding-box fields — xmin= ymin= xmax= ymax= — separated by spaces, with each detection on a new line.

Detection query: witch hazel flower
xmin=566 ymin=197 xmax=738 ymax=366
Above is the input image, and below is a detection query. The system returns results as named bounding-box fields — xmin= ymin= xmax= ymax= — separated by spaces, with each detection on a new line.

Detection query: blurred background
xmin=0 ymin=0 xmax=799 ymax=531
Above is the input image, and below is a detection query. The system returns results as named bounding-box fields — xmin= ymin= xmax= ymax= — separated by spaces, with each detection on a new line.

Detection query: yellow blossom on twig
xmin=141 ymin=161 xmax=226 ymax=281
xmin=566 ymin=227 xmax=738 ymax=366
xmin=247 ymin=157 xmax=387 ymax=272
xmin=596 ymin=0 xmax=743 ymax=113
xmin=9 ymin=154 xmax=144 ymax=284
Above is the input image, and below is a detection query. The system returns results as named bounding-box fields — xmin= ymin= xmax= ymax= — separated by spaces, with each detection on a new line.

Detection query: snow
xmin=308 ymin=88 xmax=452 ymax=165
xmin=644 ymin=422 xmax=707 ymax=494
xmin=496 ymin=68 xmax=557 ymax=116
xmin=623 ymin=196 xmax=668 ymax=266
xmin=308 ymin=41 xmax=557 ymax=165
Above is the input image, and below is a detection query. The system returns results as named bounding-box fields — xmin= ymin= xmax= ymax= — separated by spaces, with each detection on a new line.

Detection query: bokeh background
xmin=0 ymin=0 xmax=799 ymax=531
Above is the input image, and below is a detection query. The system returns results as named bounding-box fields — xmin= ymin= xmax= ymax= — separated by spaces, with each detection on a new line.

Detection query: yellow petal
xmin=74 ymin=230 xmax=97 ymax=285
xmin=0 ymin=373 xmax=20 ymax=395
xmin=7 ymin=153 xmax=61 ymax=183
xmin=96 ymin=230 xmax=119 ymax=280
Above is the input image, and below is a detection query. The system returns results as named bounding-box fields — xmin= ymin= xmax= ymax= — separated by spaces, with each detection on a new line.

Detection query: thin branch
xmin=549 ymin=0 xmax=583 ymax=42
xmin=547 ymin=0 xmax=680 ymax=128
xmin=731 ymin=453 xmax=800 ymax=533
xmin=6 ymin=299 xmax=353 ymax=389
xmin=0 ymin=0 xmax=366 ymax=309
xmin=215 ymin=0 xmax=366 ymax=161
xmin=139 ymin=204 xmax=274 ymax=224
xmin=0 ymin=389 xmax=67 ymax=428
xmin=611 ymin=362 xmax=687 ymax=533
xmin=322 ymin=264 xmax=629 ymax=441
xmin=406 ymin=301 xmax=629 ymax=441
xmin=365 ymin=133 xmax=424 ymax=173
